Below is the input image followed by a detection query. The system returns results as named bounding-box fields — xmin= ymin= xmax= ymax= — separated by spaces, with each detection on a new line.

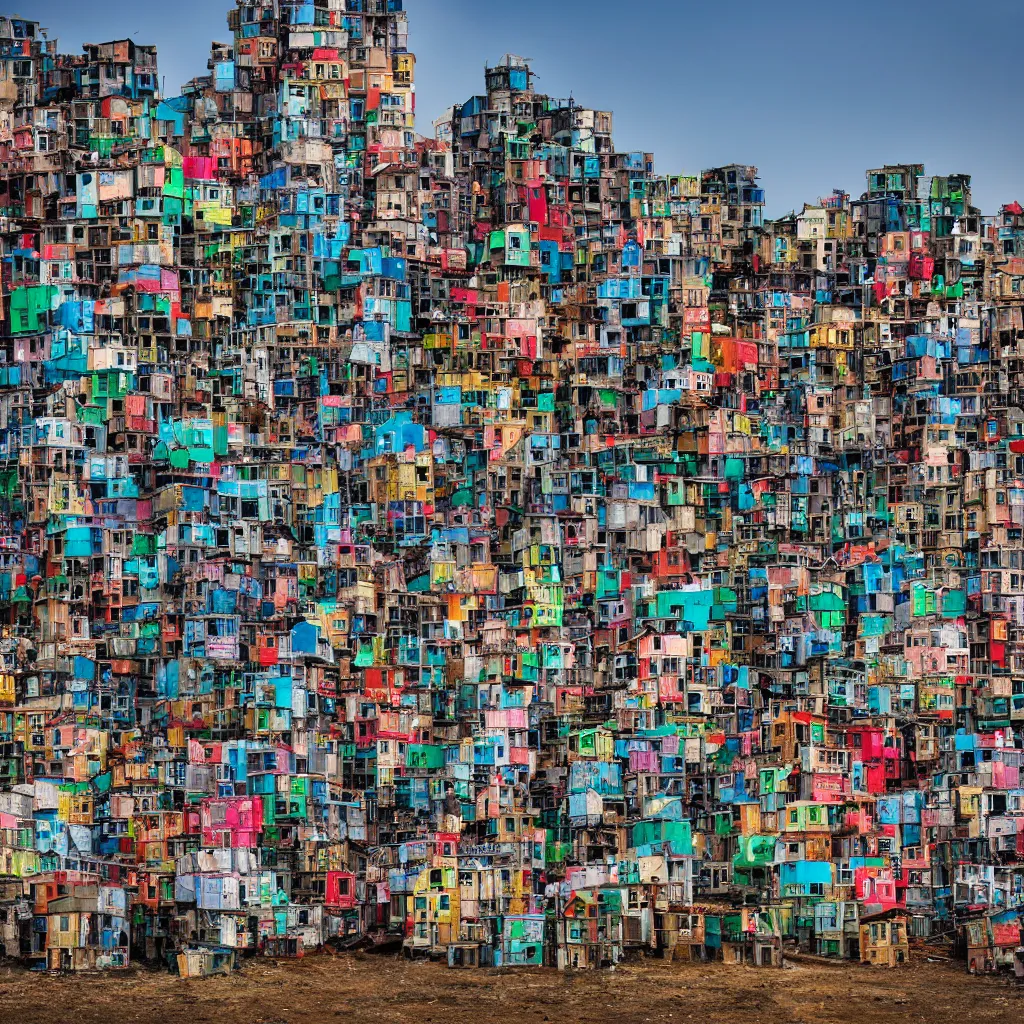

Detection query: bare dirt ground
xmin=0 ymin=952 xmax=1020 ymax=1024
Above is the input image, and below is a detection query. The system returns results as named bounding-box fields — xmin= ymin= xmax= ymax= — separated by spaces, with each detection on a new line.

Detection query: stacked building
xmin=1 ymin=1 xmax=1024 ymax=974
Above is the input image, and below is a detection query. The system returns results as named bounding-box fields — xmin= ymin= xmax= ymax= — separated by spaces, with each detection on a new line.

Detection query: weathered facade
xmin=1 ymin=1 xmax=1024 ymax=974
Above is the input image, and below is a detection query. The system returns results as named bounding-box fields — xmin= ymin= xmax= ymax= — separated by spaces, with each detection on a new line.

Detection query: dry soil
xmin=0 ymin=951 xmax=1020 ymax=1024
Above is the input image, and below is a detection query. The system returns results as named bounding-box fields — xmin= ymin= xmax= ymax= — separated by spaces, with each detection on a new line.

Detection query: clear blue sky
xmin=26 ymin=0 xmax=1024 ymax=215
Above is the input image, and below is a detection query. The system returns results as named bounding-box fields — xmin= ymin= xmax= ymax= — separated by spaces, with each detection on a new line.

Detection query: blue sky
xmin=27 ymin=0 xmax=1024 ymax=215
